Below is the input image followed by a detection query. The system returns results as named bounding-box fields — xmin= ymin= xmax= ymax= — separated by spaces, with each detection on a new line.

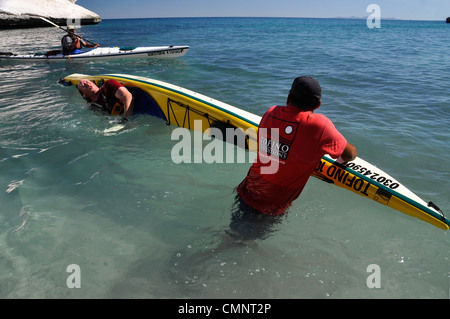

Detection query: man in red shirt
xmin=236 ymin=76 xmax=357 ymax=216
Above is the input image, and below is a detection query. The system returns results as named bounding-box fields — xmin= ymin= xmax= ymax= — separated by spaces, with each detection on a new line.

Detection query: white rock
xmin=0 ymin=0 xmax=101 ymax=29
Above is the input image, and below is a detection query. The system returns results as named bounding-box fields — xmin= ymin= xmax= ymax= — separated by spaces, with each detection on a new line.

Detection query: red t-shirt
xmin=236 ymin=105 xmax=347 ymax=215
xmin=99 ymin=79 xmax=125 ymax=114
xmin=100 ymin=79 xmax=123 ymax=100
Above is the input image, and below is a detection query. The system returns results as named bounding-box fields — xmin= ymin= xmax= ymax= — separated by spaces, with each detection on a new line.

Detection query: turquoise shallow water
xmin=0 ymin=18 xmax=449 ymax=298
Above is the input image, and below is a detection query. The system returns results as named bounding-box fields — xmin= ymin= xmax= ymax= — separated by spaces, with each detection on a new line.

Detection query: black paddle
xmin=39 ymin=16 xmax=99 ymax=47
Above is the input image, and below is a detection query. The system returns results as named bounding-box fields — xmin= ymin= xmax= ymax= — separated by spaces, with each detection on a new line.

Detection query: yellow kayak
xmin=62 ymin=73 xmax=449 ymax=230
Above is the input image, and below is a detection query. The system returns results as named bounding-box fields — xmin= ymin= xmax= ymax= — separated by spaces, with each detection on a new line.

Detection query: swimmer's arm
xmin=115 ymin=87 xmax=134 ymax=119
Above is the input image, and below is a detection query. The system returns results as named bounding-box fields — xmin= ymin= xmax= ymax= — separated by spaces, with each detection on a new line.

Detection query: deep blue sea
xmin=0 ymin=17 xmax=449 ymax=299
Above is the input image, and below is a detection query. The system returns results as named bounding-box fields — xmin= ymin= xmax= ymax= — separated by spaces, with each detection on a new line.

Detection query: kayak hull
xmin=0 ymin=46 xmax=189 ymax=62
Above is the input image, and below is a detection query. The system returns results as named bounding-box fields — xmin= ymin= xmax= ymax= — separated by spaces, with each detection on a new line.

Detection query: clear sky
xmin=76 ymin=0 xmax=450 ymax=21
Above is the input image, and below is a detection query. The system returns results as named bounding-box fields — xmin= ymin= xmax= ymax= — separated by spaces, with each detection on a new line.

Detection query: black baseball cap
xmin=289 ymin=76 xmax=322 ymax=107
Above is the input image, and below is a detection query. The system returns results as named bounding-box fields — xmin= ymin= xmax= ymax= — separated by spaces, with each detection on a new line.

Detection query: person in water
xmin=77 ymin=79 xmax=134 ymax=124
xmin=61 ymin=26 xmax=99 ymax=55
xmin=235 ymin=76 xmax=357 ymax=218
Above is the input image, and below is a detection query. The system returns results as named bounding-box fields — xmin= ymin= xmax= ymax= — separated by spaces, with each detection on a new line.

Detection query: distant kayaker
xmin=77 ymin=79 xmax=134 ymax=124
xmin=61 ymin=26 xmax=99 ymax=55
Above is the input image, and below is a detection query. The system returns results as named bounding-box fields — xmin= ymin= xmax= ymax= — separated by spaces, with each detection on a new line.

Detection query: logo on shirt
xmin=285 ymin=125 xmax=293 ymax=135
xmin=259 ymin=116 xmax=299 ymax=161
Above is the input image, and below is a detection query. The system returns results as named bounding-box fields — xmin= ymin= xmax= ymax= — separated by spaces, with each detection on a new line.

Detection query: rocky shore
xmin=0 ymin=0 xmax=101 ymax=29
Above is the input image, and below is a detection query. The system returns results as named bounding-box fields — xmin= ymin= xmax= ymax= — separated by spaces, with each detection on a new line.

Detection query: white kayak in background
xmin=0 ymin=45 xmax=189 ymax=62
